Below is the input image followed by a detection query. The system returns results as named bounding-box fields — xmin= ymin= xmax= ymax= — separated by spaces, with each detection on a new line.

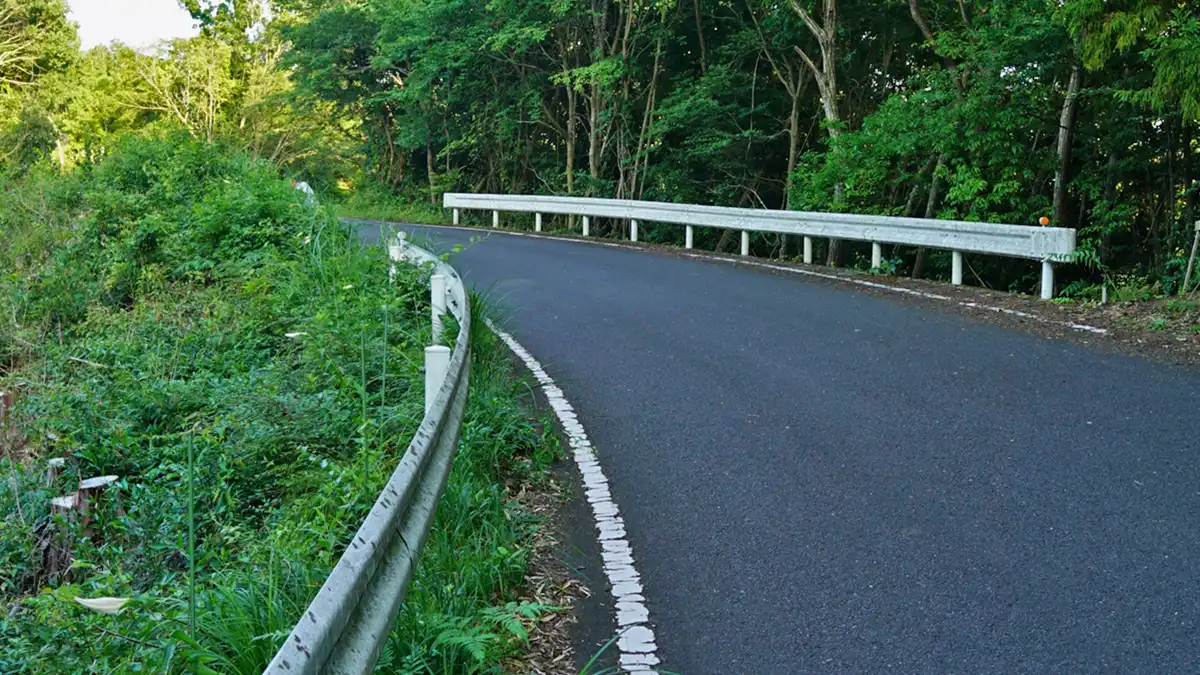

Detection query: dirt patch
xmin=504 ymin=473 xmax=591 ymax=675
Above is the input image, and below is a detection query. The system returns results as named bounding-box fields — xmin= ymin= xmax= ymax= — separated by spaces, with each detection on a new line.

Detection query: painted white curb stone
xmin=487 ymin=320 xmax=661 ymax=674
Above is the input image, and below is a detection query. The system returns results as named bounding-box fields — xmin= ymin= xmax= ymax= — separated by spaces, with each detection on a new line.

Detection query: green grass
xmin=0 ymin=136 xmax=561 ymax=673
xmin=336 ymin=185 xmax=452 ymax=227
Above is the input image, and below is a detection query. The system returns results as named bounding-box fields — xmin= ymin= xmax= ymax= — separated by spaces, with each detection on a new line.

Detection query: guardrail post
xmin=582 ymin=215 xmax=590 ymax=237
xmin=1041 ymin=260 xmax=1055 ymax=300
xmin=741 ymin=231 xmax=750 ymax=256
xmin=685 ymin=225 xmax=694 ymax=249
xmin=951 ymin=251 xmax=963 ymax=285
xmin=631 ymin=219 xmax=639 ymax=242
xmin=452 ymin=208 xmax=460 ymax=226
xmin=535 ymin=213 xmax=542 ymax=232
xmin=388 ymin=232 xmax=407 ymax=281
xmin=424 ymin=345 xmax=451 ymax=414
xmin=871 ymin=243 xmax=882 ymax=269
xmin=492 ymin=211 xmax=499 ymax=228
xmin=430 ymin=274 xmax=447 ymax=344
xmin=803 ymin=237 xmax=813 ymax=264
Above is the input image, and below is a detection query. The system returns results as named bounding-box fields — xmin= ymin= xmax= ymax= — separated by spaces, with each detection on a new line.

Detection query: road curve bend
xmin=368 ymin=223 xmax=1200 ymax=674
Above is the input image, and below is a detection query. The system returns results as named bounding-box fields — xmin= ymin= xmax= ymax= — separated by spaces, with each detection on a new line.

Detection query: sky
xmin=67 ymin=0 xmax=200 ymax=51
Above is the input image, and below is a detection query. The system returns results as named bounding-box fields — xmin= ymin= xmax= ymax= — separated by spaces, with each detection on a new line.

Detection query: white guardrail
xmin=264 ymin=232 xmax=468 ymax=675
xmin=443 ymin=193 xmax=1077 ymax=299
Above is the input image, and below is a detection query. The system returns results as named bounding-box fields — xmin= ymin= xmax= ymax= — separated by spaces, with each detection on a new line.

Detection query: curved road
xmin=378 ymin=223 xmax=1200 ymax=674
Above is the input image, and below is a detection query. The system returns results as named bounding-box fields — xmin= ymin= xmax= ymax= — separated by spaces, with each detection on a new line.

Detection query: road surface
xmin=368 ymin=223 xmax=1200 ymax=674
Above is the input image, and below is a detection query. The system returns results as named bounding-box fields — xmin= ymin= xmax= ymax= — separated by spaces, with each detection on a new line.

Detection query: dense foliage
xmin=274 ymin=0 xmax=1200 ymax=296
xmin=0 ymin=0 xmax=350 ymax=183
xmin=5 ymin=0 xmax=1198 ymax=295
xmin=0 ymin=136 xmax=558 ymax=673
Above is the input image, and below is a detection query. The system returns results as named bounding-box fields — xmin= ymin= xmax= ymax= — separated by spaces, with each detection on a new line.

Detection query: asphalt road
xmin=368 ymin=223 xmax=1200 ymax=674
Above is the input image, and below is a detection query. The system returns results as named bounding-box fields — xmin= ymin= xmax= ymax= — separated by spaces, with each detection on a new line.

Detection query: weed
xmin=872 ymin=257 xmax=903 ymax=276
xmin=1164 ymin=298 xmax=1199 ymax=316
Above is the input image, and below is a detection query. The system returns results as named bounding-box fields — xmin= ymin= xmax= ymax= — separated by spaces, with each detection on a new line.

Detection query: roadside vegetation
xmin=276 ymin=0 xmax=1200 ymax=305
xmin=5 ymin=0 xmax=1198 ymax=311
xmin=0 ymin=135 xmax=560 ymax=672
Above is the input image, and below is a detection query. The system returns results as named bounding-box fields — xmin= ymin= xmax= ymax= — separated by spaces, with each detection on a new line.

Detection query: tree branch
xmin=789 ymin=0 xmax=826 ymax=42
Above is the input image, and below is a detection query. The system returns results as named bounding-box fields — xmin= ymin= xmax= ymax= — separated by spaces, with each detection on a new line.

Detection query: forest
xmin=3 ymin=0 xmax=1200 ymax=295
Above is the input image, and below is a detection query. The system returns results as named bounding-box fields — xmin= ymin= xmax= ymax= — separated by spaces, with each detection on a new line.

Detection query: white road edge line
xmin=679 ymin=254 xmax=1111 ymax=336
xmin=390 ymin=220 xmax=1109 ymax=337
xmin=486 ymin=319 xmax=660 ymax=675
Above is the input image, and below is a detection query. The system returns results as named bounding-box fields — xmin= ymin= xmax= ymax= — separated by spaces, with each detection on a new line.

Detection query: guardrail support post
xmin=631 ymin=219 xmax=639 ymax=242
xmin=424 ymin=345 xmax=451 ymax=414
xmin=871 ymin=243 xmax=882 ymax=269
xmin=685 ymin=225 xmax=694 ymax=249
xmin=492 ymin=211 xmax=499 ymax=228
xmin=535 ymin=213 xmax=542 ymax=232
xmin=741 ymin=231 xmax=750 ymax=256
xmin=803 ymin=237 xmax=813 ymax=264
xmin=430 ymin=274 xmax=447 ymax=344
xmin=388 ymin=232 xmax=407 ymax=281
xmin=452 ymin=208 xmax=460 ymax=226
xmin=951 ymin=251 xmax=963 ymax=285
xmin=582 ymin=216 xmax=590 ymax=237
xmin=1041 ymin=260 xmax=1055 ymax=300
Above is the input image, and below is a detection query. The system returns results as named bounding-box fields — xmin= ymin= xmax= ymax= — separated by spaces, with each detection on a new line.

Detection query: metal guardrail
xmin=264 ymin=233 xmax=469 ymax=675
xmin=443 ymin=193 xmax=1077 ymax=299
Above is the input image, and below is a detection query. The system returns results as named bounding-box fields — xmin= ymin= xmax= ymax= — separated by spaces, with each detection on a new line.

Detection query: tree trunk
xmin=905 ymin=157 xmax=936 ymax=216
xmin=631 ymin=34 xmax=663 ymax=199
xmin=427 ymin=136 xmax=436 ymax=205
xmin=827 ymin=180 xmax=844 ymax=266
xmin=1184 ymin=121 xmax=1196 ymax=231
xmin=1052 ymin=62 xmax=1082 ymax=225
xmin=566 ymin=86 xmax=577 ymax=194
xmin=790 ymin=0 xmax=843 ymax=265
xmin=588 ymin=82 xmax=600 ymax=188
xmin=785 ymin=87 xmax=802 ymax=209
xmin=912 ymin=155 xmax=946 ymax=279
xmin=444 ymin=116 xmax=452 ymax=172
xmin=693 ymin=0 xmax=707 ymax=75
xmin=381 ymin=117 xmax=405 ymax=188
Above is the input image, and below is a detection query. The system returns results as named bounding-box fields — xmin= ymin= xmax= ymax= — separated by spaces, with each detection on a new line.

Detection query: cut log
xmin=77 ymin=475 xmax=119 ymax=539
xmin=79 ymin=475 xmax=118 ymax=491
xmin=43 ymin=492 xmax=79 ymax=581
xmin=46 ymin=457 xmax=66 ymax=485
xmin=51 ymin=493 xmax=79 ymax=512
